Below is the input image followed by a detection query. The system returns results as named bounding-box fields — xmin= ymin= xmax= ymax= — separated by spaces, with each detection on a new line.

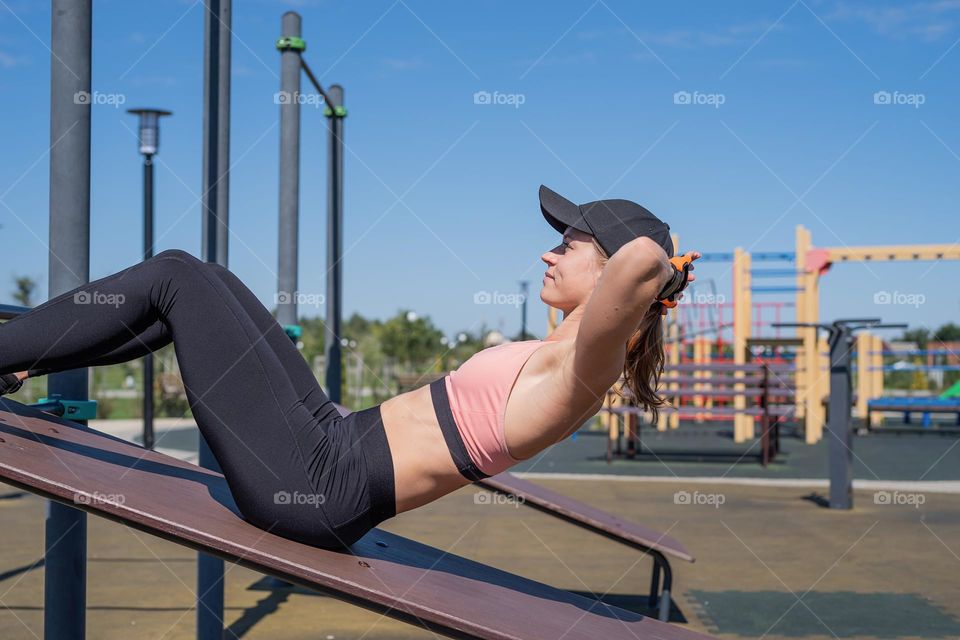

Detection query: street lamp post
xmin=518 ymin=280 xmax=529 ymax=340
xmin=127 ymin=108 xmax=172 ymax=451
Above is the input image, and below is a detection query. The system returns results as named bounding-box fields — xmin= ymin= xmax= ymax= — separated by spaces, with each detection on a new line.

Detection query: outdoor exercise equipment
xmin=606 ymin=363 xmax=795 ymax=466
xmin=774 ymin=319 xmax=906 ymax=509
xmin=42 ymin=3 xmax=94 ymax=634
xmin=0 ymin=399 xmax=715 ymax=640
xmin=665 ymin=227 xmax=960 ymax=445
xmin=276 ymin=11 xmax=347 ymax=404
xmin=31 ymin=2 xmax=232 ymax=636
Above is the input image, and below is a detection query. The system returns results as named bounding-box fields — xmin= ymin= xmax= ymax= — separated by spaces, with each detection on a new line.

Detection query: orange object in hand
xmin=657 ymin=254 xmax=695 ymax=309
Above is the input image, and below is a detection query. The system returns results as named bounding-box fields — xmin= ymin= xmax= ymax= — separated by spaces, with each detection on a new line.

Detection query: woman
xmin=0 ymin=185 xmax=698 ymax=550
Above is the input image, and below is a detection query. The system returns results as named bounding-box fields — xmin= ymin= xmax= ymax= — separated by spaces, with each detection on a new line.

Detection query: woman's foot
xmin=0 ymin=372 xmax=25 ymax=396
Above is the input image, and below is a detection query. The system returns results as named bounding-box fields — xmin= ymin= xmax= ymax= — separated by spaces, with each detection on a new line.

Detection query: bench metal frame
xmin=476 ymin=472 xmax=695 ymax=622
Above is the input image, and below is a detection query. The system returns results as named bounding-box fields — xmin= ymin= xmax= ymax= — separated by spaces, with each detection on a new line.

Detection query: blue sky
xmin=1 ymin=0 xmax=958 ymax=343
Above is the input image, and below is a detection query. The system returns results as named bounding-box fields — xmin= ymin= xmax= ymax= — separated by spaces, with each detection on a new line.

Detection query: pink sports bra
xmin=443 ymin=339 xmax=550 ymax=476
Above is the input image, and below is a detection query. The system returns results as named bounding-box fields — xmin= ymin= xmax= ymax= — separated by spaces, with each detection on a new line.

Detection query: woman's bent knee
xmin=154 ymin=248 xmax=201 ymax=264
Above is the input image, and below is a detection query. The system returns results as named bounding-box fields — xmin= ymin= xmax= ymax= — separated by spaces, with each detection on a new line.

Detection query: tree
xmin=933 ymin=323 xmax=960 ymax=343
xmin=900 ymin=327 xmax=930 ymax=349
xmin=343 ymin=311 xmax=373 ymax=339
xmin=376 ymin=310 xmax=445 ymax=370
xmin=294 ymin=314 xmax=327 ymax=373
xmin=12 ymin=275 xmax=37 ymax=307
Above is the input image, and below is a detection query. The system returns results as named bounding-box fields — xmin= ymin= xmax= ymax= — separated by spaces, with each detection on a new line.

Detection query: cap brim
xmin=539 ymin=185 xmax=590 ymax=236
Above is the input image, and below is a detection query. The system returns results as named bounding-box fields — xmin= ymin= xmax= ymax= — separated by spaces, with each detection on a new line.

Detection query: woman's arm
xmin=569 ymin=237 xmax=673 ymax=396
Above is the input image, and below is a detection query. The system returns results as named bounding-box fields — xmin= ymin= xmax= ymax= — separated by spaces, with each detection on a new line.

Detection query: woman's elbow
xmin=616 ymin=237 xmax=672 ymax=289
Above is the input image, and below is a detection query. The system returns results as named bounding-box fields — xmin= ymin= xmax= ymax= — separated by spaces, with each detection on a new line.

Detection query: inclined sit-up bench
xmin=0 ymin=399 xmax=713 ymax=639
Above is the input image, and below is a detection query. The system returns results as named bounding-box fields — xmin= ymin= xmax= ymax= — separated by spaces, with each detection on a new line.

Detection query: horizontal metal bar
xmin=750 ymin=269 xmax=802 ymax=278
xmin=868 ymin=350 xmax=959 ymax=356
xmin=697 ymin=252 xmax=734 ymax=262
xmin=666 ymin=363 xmax=797 ymax=373
xmin=751 ymin=286 xmax=803 ymax=293
xmin=871 ymin=365 xmax=960 ymax=371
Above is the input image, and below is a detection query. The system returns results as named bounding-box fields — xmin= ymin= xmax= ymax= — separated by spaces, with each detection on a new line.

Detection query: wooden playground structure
xmin=546 ymin=225 xmax=960 ymax=457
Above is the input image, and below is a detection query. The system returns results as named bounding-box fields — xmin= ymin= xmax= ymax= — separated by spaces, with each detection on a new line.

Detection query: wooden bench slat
xmin=0 ymin=400 xmax=711 ymax=640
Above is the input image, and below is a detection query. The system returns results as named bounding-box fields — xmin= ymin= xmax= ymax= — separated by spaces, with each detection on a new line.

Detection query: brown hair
xmin=589 ymin=236 xmax=670 ymax=423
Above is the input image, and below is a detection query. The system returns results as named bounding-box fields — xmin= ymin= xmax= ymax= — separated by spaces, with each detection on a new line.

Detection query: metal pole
xmin=277 ymin=11 xmax=301 ymax=329
xmin=262 ymin=13 xmax=303 ymax=591
xmin=128 ymin=107 xmax=171 ymax=451
xmin=201 ymin=0 xmax=231 ymax=267
xmin=143 ymin=155 xmax=155 ymax=449
xmin=198 ymin=0 xmax=230 ymax=637
xmin=47 ymin=1 xmax=92 ymax=637
xmin=760 ymin=365 xmax=771 ymax=466
xmin=324 ymin=85 xmax=344 ymax=403
xmin=827 ymin=325 xmax=855 ymax=509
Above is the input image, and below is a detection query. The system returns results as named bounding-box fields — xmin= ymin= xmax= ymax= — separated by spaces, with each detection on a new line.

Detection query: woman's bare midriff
xmin=379 ymin=383 xmax=473 ymax=514
xmin=379 ymin=338 xmax=610 ymax=516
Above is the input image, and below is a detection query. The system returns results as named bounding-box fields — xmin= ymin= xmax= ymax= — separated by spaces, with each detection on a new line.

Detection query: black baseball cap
xmin=539 ymin=184 xmax=673 ymax=258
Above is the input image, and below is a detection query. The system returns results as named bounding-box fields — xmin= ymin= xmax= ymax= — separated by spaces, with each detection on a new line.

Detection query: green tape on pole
xmin=323 ymin=106 xmax=348 ymax=118
xmin=276 ymin=36 xmax=306 ymax=52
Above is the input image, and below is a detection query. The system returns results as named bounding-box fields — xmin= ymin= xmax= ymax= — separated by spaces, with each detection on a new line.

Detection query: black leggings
xmin=0 ymin=249 xmax=396 ymax=549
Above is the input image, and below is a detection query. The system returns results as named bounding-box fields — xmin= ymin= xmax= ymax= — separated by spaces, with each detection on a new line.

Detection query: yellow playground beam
xmin=807 ymin=245 xmax=960 ymax=272
xmin=733 ymin=247 xmax=752 ymax=442
xmin=793 ymin=227 xmax=960 ymax=443
xmin=796 ymin=225 xmax=823 ymax=443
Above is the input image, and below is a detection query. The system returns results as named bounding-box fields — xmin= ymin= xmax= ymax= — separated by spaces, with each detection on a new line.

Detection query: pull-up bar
xmin=698 ymin=251 xmax=796 ymax=262
xmin=751 ymin=268 xmax=803 ymax=278
xmin=275 ymin=34 xmax=347 ymax=118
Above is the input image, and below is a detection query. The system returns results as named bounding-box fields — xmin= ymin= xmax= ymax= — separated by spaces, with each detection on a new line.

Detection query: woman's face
xmin=540 ymin=226 xmax=605 ymax=313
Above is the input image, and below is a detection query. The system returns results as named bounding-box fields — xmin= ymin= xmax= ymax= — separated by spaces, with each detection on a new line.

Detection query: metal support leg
xmin=647 ymin=551 xmax=672 ymax=622
xmin=647 ymin=561 xmax=660 ymax=609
